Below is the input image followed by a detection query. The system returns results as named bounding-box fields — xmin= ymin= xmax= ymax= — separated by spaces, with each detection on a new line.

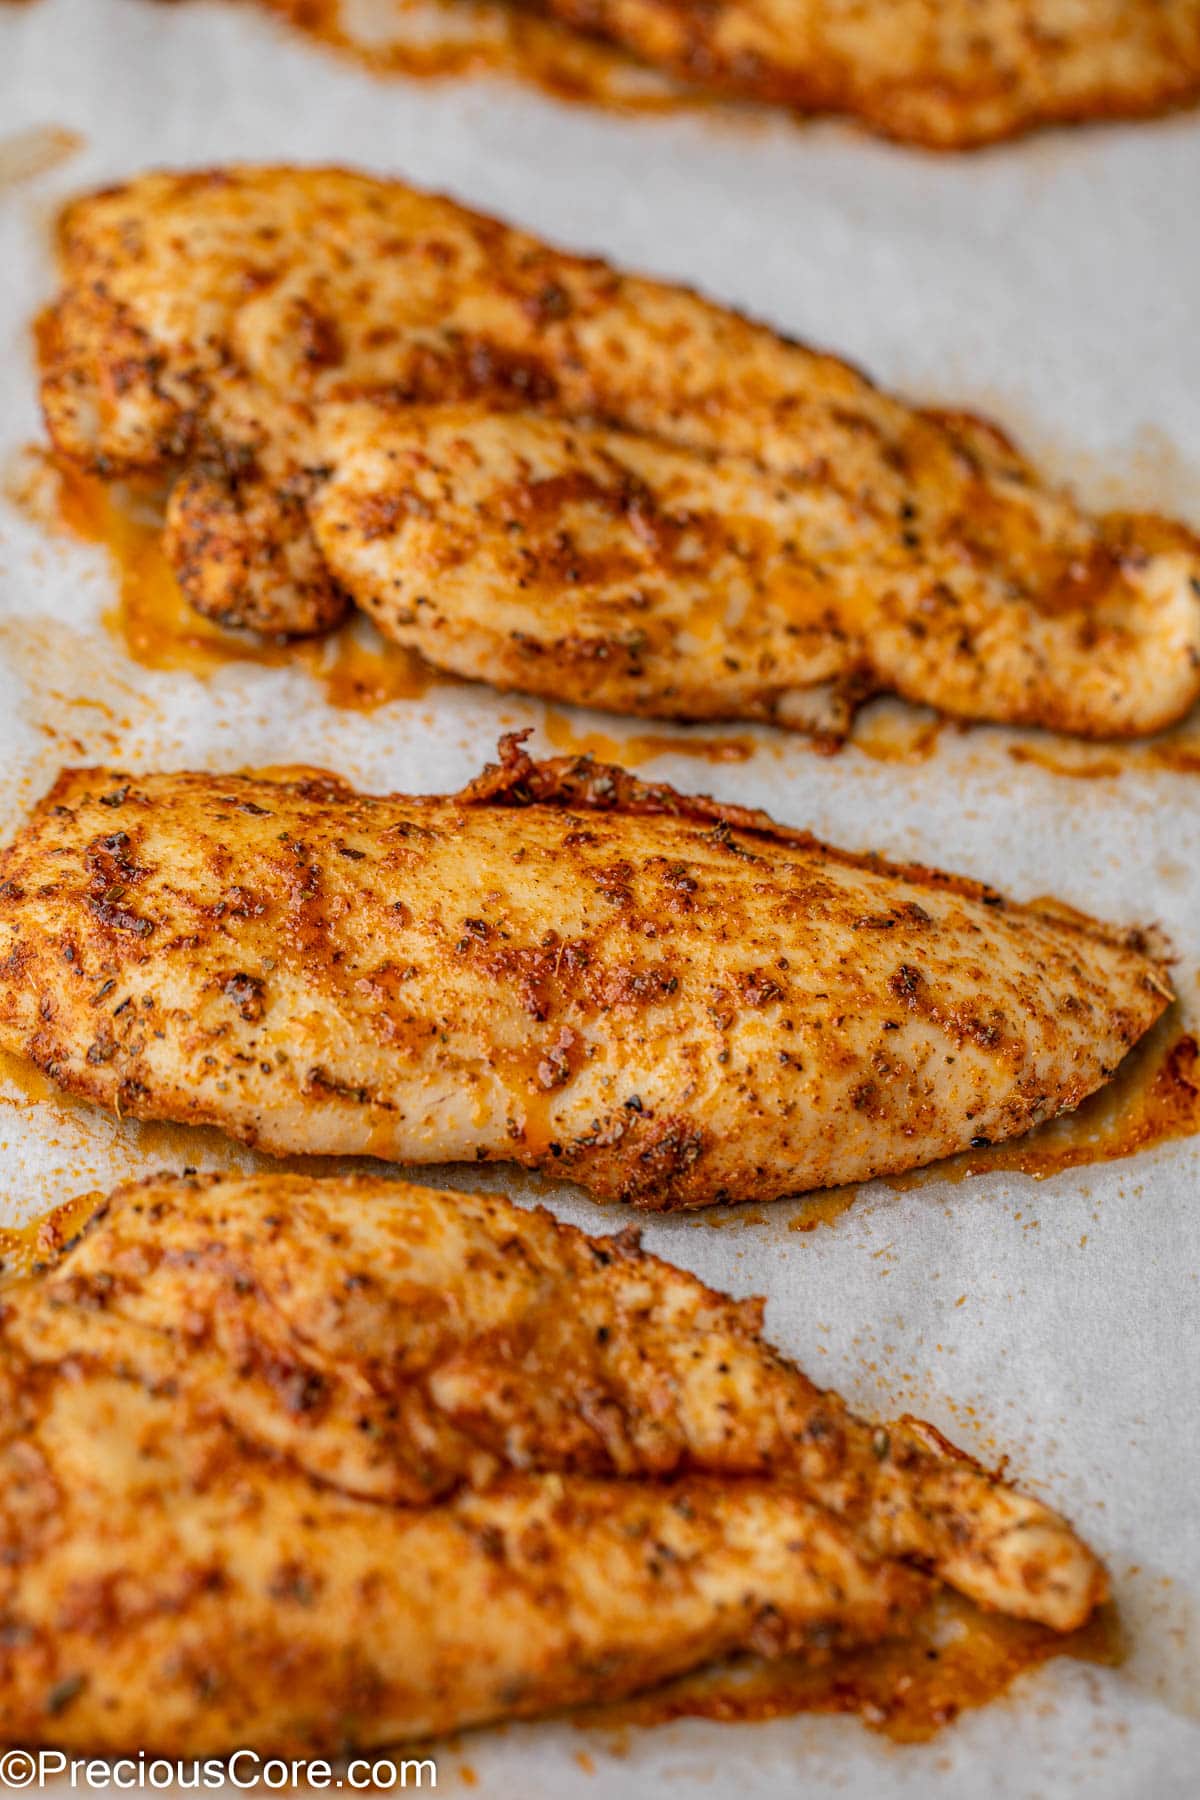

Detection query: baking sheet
xmin=1 ymin=0 xmax=1199 ymax=1792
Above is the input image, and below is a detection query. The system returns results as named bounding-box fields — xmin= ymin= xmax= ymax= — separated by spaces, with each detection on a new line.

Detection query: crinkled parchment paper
xmin=1 ymin=2 xmax=1199 ymax=1792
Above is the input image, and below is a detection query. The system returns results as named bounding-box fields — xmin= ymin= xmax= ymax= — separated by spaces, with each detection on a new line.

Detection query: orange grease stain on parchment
xmin=14 ymin=450 xmax=440 ymax=712
xmin=551 ymin=692 xmax=1200 ymax=780
xmin=21 ymin=448 xmax=763 ymax=762
xmin=0 ymin=1048 xmax=61 ymax=1111
xmin=584 ymin=1590 xmax=1121 ymax=1744
xmin=1009 ymin=727 xmax=1200 ymax=780
xmin=849 ymin=701 xmax=948 ymax=765
xmin=541 ymin=692 xmax=950 ymax=770
xmin=542 ymin=708 xmax=757 ymax=769
xmin=0 ymin=1186 xmax=105 ymax=1281
xmin=0 ymin=126 xmax=83 ymax=190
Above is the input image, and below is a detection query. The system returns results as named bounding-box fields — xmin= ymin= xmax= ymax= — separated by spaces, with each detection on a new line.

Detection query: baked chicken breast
xmin=0 ymin=740 xmax=1171 ymax=1207
xmin=311 ymin=399 xmax=1200 ymax=741
xmin=0 ymin=1170 xmax=1106 ymax=1753
xmin=41 ymin=167 xmax=1200 ymax=741
xmin=526 ymin=0 xmax=1200 ymax=149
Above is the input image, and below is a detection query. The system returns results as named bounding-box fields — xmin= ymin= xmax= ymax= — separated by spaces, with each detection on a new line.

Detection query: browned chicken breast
xmin=526 ymin=0 xmax=1200 ymax=148
xmin=41 ymin=167 xmax=1200 ymax=740
xmin=311 ymin=400 xmax=1200 ymax=740
xmin=255 ymin=0 xmax=1200 ymax=148
xmin=0 ymin=1170 xmax=1106 ymax=1753
xmin=0 ymin=740 xmax=1171 ymax=1208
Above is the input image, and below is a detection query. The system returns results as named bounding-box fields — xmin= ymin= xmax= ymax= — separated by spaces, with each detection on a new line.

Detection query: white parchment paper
xmin=1 ymin=2 xmax=1198 ymax=1792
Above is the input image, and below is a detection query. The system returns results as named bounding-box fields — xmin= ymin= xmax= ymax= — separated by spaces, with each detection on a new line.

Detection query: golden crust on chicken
xmin=40 ymin=167 xmax=1200 ymax=739
xmin=0 ymin=1170 xmax=1106 ymax=1753
xmin=0 ymin=740 xmax=1172 ymax=1207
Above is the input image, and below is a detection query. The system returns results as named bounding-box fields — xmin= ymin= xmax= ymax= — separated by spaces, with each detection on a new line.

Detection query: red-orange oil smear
xmin=587 ymin=1591 xmax=1120 ymax=1743
xmin=523 ymin=691 xmax=1200 ymax=776
xmin=1008 ymin=716 xmax=1200 ymax=780
xmin=787 ymin=1185 xmax=864 ymax=1233
xmin=857 ymin=706 xmax=1200 ymax=777
xmin=32 ymin=452 xmax=440 ymax=711
xmin=543 ymin=700 xmax=949 ymax=769
xmin=849 ymin=702 xmax=947 ymax=765
xmin=0 ymin=125 xmax=83 ymax=189
xmin=0 ymin=1047 xmax=63 ymax=1110
xmin=1148 ymin=731 xmax=1200 ymax=775
xmin=542 ymin=707 xmax=756 ymax=768
xmin=0 ymin=1188 xmax=106 ymax=1282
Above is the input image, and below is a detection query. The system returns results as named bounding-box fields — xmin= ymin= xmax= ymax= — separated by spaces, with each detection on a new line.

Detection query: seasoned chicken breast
xmin=311 ymin=400 xmax=1200 ymax=740
xmin=0 ymin=1170 xmax=1106 ymax=1753
xmin=527 ymin=0 xmax=1200 ymax=148
xmin=0 ymin=740 xmax=1171 ymax=1207
xmin=41 ymin=167 xmax=1200 ymax=739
